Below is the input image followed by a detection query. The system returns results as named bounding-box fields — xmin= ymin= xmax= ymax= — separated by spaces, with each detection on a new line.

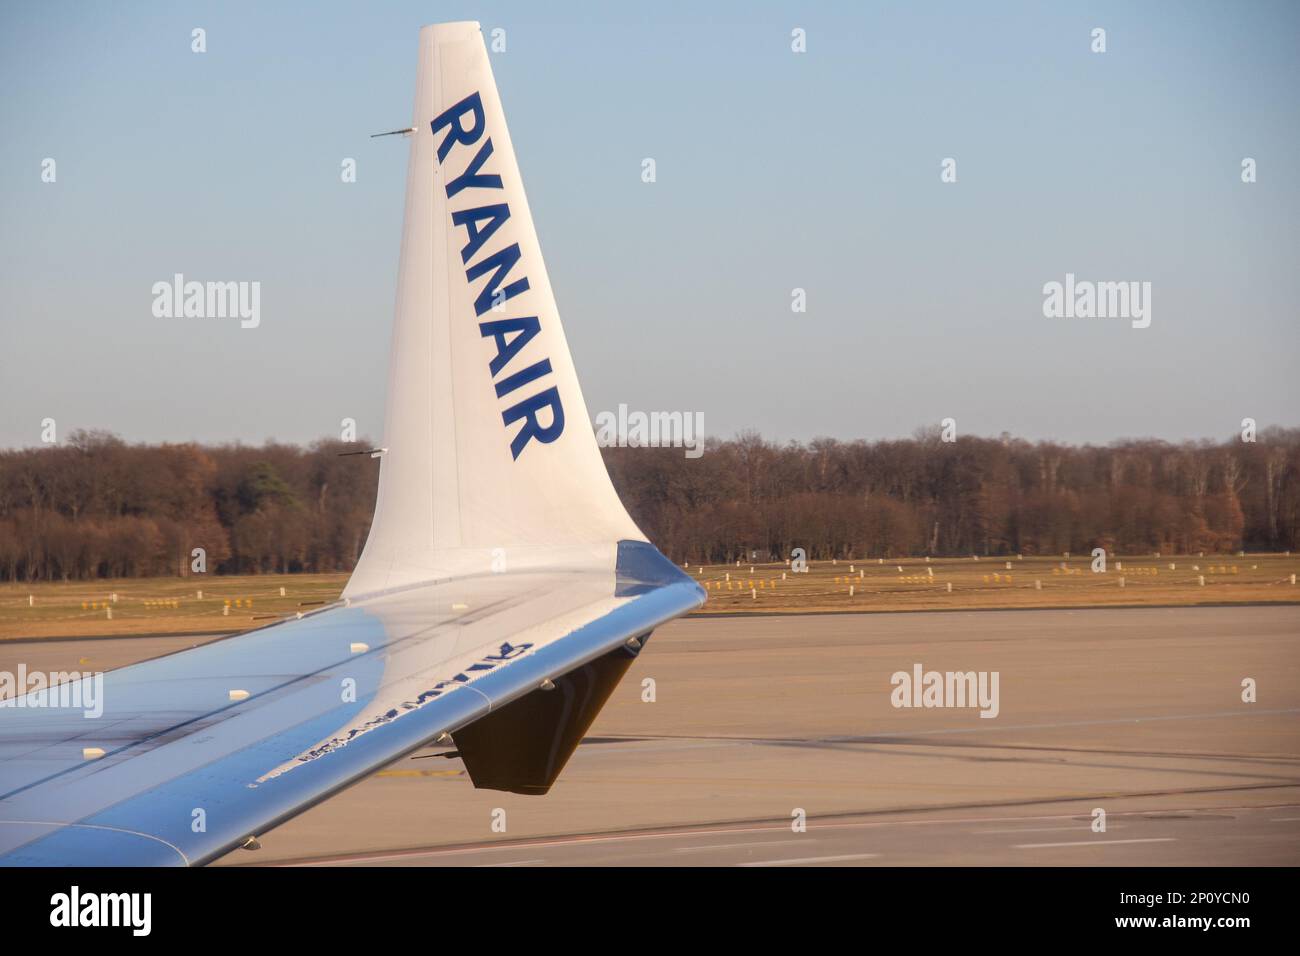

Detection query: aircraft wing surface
xmin=0 ymin=542 xmax=701 ymax=865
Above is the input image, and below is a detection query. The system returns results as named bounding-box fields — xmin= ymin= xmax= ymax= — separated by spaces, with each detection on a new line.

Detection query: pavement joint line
xmin=630 ymin=707 xmax=1300 ymax=746
xmin=674 ymin=839 xmax=819 ymax=853
xmin=1014 ymin=837 xmax=1177 ymax=849
xmin=475 ymin=859 xmax=545 ymax=867
xmin=973 ymin=825 xmax=1127 ymax=834
xmin=269 ymin=800 xmax=1300 ymax=866
xmin=737 ymin=853 xmax=881 ymax=866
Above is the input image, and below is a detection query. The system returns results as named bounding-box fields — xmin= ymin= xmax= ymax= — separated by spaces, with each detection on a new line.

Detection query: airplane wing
xmin=0 ymin=544 xmax=700 ymax=866
xmin=0 ymin=21 xmax=704 ymax=866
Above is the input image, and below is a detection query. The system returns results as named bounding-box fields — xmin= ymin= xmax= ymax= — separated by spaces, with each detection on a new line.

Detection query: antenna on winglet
xmin=338 ymin=447 xmax=388 ymax=458
xmin=370 ymin=127 xmax=416 ymax=138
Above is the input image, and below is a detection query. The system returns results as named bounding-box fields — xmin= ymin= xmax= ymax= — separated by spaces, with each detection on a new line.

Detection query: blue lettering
xmin=478 ymin=316 xmax=540 ymax=377
xmin=466 ymin=242 xmax=529 ymax=317
xmin=451 ymin=203 xmax=511 ymax=264
xmin=446 ymin=139 xmax=503 ymax=198
xmin=434 ymin=90 xmax=566 ymax=458
xmin=494 ymin=358 xmax=552 ymax=399
xmin=503 ymin=387 xmax=565 ymax=460
xmin=430 ymin=92 xmax=487 ymax=162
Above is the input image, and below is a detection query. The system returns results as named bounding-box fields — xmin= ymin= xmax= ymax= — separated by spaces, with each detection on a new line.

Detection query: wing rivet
xmin=82 ymin=747 xmax=105 ymax=760
xmin=228 ymin=689 xmax=251 ymax=702
xmin=350 ymin=642 xmax=370 ymax=654
xmin=539 ymin=678 xmax=556 ymax=692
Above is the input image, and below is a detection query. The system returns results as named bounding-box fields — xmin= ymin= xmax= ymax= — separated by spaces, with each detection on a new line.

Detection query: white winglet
xmin=346 ymin=22 xmax=643 ymax=598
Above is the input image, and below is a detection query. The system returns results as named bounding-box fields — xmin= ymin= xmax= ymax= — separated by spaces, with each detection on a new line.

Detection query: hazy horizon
xmin=6 ymin=421 xmax=1298 ymax=454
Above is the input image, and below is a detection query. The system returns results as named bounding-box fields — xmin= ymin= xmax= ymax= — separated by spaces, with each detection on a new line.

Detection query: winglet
xmin=346 ymin=23 xmax=644 ymax=597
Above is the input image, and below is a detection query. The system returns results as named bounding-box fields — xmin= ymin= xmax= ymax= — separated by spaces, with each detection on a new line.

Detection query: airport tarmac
xmin=3 ymin=606 xmax=1297 ymax=866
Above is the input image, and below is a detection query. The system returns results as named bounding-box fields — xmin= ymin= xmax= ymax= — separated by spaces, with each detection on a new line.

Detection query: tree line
xmin=1 ymin=427 xmax=1297 ymax=581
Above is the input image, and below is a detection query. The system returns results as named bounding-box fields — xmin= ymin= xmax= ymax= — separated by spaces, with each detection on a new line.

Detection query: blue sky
xmin=1 ymin=1 xmax=1297 ymax=449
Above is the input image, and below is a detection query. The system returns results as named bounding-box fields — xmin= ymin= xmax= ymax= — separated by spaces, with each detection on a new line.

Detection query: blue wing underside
xmin=0 ymin=541 xmax=701 ymax=866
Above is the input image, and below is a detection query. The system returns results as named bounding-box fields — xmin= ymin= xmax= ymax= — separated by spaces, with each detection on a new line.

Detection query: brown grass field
xmin=694 ymin=551 xmax=1300 ymax=614
xmin=1 ymin=552 xmax=1297 ymax=641
xmin=0 ymin=574 xmax=345 ymax=641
